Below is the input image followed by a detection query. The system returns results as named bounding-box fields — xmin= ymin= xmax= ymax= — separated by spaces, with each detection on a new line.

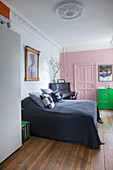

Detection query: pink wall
xmin=60 ymin=48 xmax=113 ymax=100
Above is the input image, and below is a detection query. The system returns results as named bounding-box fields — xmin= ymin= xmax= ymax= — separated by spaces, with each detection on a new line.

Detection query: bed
xmin=22 ymin=95 xmax=103 ymax=149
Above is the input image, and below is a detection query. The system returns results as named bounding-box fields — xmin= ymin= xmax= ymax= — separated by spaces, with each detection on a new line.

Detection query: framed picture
xmin=99 ymin=65 xmax=112 ymax=81
xmin=57 ymin=79 xmax=65 ymax=83
xmin=25 ymin=46 xmax=40 ymax=81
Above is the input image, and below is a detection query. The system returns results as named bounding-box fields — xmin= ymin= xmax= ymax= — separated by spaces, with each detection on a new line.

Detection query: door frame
xmin=74 ymin=63 xmax=96 ymax=101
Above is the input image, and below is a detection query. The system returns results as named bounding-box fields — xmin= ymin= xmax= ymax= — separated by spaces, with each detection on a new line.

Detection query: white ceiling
xmin=5 ymin=0 xmax=113 ymax=48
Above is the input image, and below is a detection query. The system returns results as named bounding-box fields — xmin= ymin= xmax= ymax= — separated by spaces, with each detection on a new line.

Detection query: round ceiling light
xmin=56 ymin=1 xmax=84 ymax=19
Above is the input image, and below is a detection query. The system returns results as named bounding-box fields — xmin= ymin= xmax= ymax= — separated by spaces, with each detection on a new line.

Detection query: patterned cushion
xmin=40 ymin=94 xmax=55 ymax=109
xmin=51 ymin=90 xmax=62 ymax=102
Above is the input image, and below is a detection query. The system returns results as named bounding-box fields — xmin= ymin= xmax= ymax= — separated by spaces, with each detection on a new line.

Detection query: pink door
xmin=76 ymin=64 xmax=96 ymax=101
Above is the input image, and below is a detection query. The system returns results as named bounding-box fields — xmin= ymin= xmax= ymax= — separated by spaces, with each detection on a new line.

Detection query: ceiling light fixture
xmin=56 ymin=1 xmax=84 ymax=19
xmin=111 ymin=36 xmax=113 ymax=45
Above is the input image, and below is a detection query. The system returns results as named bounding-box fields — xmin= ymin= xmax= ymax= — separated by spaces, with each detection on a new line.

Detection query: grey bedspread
xmin=22 ymin=97 xmax=102 ymax=149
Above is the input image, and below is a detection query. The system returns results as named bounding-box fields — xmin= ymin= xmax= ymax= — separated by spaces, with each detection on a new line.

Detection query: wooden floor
xmin=0 ymin=110 xmax=113 ymax=170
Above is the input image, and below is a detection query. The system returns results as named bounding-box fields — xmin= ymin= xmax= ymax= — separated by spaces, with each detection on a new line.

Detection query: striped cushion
xmin=40 ymin=94 xmax=55 ymax=109
xmin=51 ymin=90 xmax=62 ymax=102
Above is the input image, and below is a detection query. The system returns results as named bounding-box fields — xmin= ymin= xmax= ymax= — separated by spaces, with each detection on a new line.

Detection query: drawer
xmin=98 ymin=94 xmax=113 ymax=101
xmin=98 ymin=89 xmax=113 ymax=95
xmin=98 ymin=101 xmax=113 ymax=109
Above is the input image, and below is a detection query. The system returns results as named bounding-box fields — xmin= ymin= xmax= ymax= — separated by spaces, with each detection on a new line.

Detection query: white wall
xmin=7 ymin=6 xmax=61 ymax=99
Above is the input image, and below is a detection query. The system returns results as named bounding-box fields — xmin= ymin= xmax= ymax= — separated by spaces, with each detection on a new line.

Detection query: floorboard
xmin=0 ymin=110 xmax=113 ymax=170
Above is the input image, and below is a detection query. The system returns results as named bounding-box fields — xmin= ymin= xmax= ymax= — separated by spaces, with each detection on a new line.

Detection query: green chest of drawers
xmin=98 ymin=89 xmax=113 ymax=109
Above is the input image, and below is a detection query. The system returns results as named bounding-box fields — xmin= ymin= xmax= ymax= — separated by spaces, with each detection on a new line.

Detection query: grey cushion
xmin=41 ymin=88 xmax=53 ymax=94
xmin=29 ymin=92 xmax=45 ymax=108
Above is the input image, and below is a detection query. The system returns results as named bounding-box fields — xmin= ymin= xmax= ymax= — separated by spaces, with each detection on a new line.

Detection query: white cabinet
xmin=0 ymin=25 xmax=22 ymax=163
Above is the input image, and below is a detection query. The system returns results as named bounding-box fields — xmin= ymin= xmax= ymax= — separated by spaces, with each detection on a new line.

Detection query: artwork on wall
xmin=99 ymin=65 xmax=112 ymax=81
xmin=25 ymin=46 xmax=40 ymax=81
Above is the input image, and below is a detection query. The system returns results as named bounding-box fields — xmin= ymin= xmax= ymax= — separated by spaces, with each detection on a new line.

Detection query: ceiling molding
xmin=65 ymin=43 xmax=113 ymax=52
xmin=10 ymin=9 xmax=61 ymax=50
xmin=56 ymin=1 xmax=84 ymax=19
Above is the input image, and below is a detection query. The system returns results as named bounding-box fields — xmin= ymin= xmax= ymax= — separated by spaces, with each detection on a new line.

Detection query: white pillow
xmin=41 ymin=88 xmax=53 ymax=94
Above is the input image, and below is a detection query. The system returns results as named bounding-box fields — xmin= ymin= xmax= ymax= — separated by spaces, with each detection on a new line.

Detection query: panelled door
xmin=75 ymin=64 xmax=96 ymax=101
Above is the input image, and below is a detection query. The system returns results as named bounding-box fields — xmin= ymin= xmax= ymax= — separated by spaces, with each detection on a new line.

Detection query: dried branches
xmin=49 ymin=56 xmax=60 ymax=82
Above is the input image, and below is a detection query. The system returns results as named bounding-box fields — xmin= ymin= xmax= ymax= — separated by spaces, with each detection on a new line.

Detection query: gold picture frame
xmin=25 ymin=46 xmax=40 ymax=81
